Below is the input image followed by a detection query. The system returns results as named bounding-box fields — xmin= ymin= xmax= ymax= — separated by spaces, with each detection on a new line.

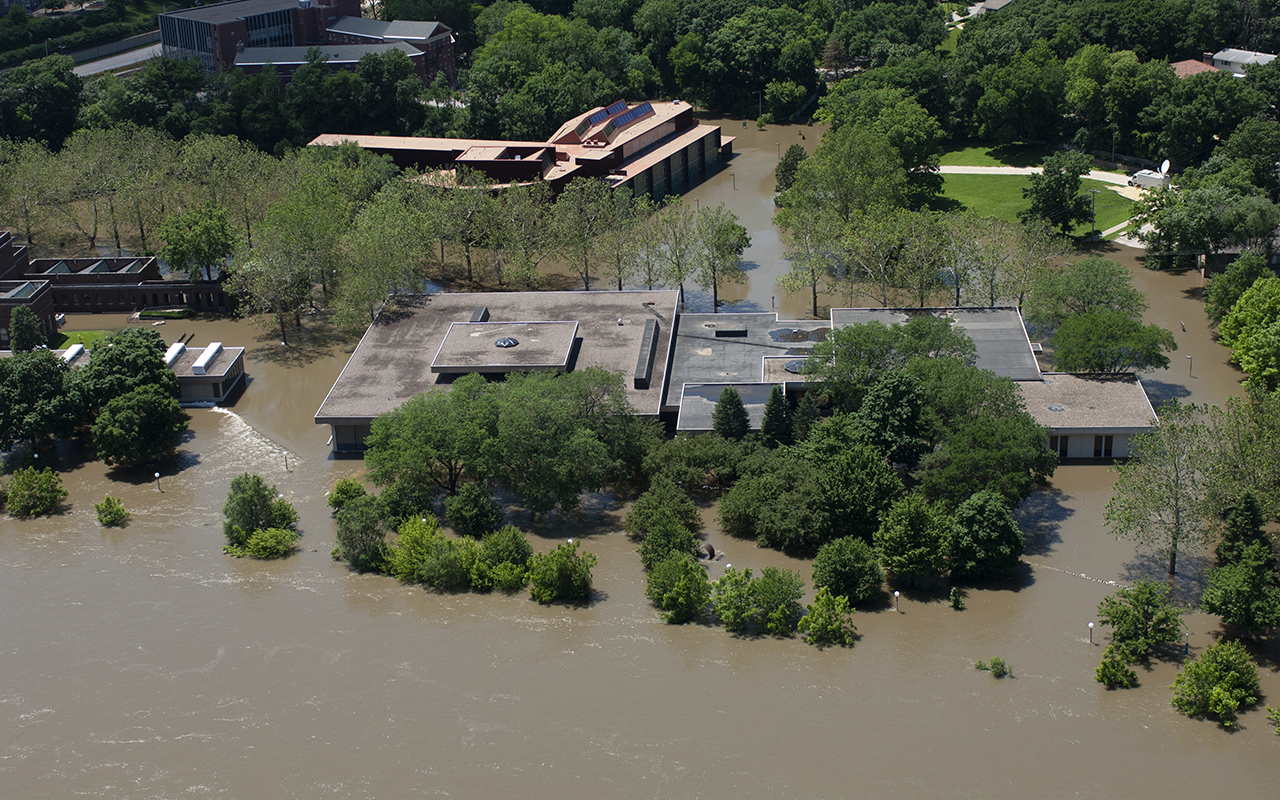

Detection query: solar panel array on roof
xmin=587 ymin=108 xmax=612 ymax=126
xmin=603 ymin=102 xmax=654 ymax=140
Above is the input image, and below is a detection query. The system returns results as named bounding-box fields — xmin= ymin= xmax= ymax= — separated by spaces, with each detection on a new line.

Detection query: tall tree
xmin=712 ymin=386 xmax=750 ymax=440
xmin=552 ymin=176 xmax=611 ymax=290
xmin=1049 ymin=310 xmax=1178 ymax=373
xmin=158 ymin=203 xmax=236 ymax=282
xmin=1105 ymin=401 xmax=1212 ymax=576
xmin=8 ymin=306 xmax=43 ymax=352
xmin=760 ymin=385 xmax=791 ymax=447
xmin=874 ymin=494 xmax=952 ymax=586
xmin=694 ymin=203 xmax=750 ymax=312
xmin=1019 ymin=150 xmax=1094 ymax=234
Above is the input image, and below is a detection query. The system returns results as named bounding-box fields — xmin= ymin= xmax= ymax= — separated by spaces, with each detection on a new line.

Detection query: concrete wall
xmin=67 ymin=30 xmax=161 ymax=65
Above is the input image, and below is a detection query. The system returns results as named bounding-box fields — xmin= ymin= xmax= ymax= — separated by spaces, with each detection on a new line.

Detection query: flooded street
xmin=4 ymin=189 xmax=1280 ymax=795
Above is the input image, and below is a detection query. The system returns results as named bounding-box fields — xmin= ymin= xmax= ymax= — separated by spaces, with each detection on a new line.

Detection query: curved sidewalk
xmin=938 ymin=164 xmax=1131 ymax=186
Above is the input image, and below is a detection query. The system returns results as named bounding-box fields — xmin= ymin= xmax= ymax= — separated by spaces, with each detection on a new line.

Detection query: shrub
xmin=625 ymin=474 xmax=702 ymax=538
xmin=874 ymin=494 xmax=952 ymax=585
xmin=711 ymin=566 xmax=757 ymax=632
xmin=95 ymin=495 xmax=129 ymax=527
xmin=376 ymin=478 xmax=438 ymax=524
xmin=977 ymin=657 xmax=1009 ymax=678
xmin=1170 ymin=639 xmax=1261 ymax=728
xmin=637 ymin=508 xmax=702 ymax=569
xmin=335 ymin=493 xmax=390 ymax=571
xmin=1201 ymin=540 xmax=1280 ymax=634
xmin=949 ymin=489 xmax=1024 ymax=580
xmin=812 ymin=537 xmax=884 ymax=606
xmin=444 ymin=482 xmax=504 ymax=537
xmin=1267 ymin=704 xmax=1280 ymax=734
xmin=1096 ymin=645 xmax=1138 ymax=689
xmin=491 ymin=561 xmax=529 ymax=593
xmin=238 ymin=527 xmax=298 ymax=559
xmin=949 ymin=587 xmax=965 ymax=610
xmin=479 ymin=524 xmax=533 ymax=571
xmin=755 ymin=567 xmax=805 ymax=635
xmin=1097 ymin=579 xmax=1184 ymax=659
xmin=384 ymin=515 xmax=440 ymax=581
xmin=417 ymin=536 xmax=480 ymax=591
xmin=5 ymin=466 xmax=67 ymax=517
xmin=138 ymin=309 xmax=194 ymax=319
xmin=528 ymin=540 xmax=597 ymax=604
xmin=646 ymin=553 xmax=712 ymax=623
xmin=327 ymin=478 xmax=366 ymax=513
xmin=798 ymin=587 xmax=857 ymax=646
xmin=222 ymin=473 xmax=296 ymax=548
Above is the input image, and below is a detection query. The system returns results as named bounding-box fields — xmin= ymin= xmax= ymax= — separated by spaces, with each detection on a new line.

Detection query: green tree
xmin=8 ymin=305 xmax=43 ymax=351
xmin=1097 ymin=579 xmax=1185 ymax=660
xmin=222 ymin=473 xmax=298 ymax=549
xmin=759 ymin=385 xmax=791 ymax=447
xmin=158 ymin=202 xmax=236 ymax=282
xmin=384 ymin=515 xmax=441 ymax=583
xmin=637 ymin=507 xmax=703 ymax=570
xmin=811 ymin=536 xmax=884 ymax=606
xmin=444 ymin=482 xmax=504 ymax=538
xmin=718 ymin=452 xmax=833 ymax=551
xmin=850 ymin=371 xmax=923 ymax=466
xmin=1023 ymin=255 xmax=1148 ymax=333
xmin=694 ymin=203 xmax=750 ymax=312
xmin=94 ymin=495 xmax=129 ymax=527
xmin=71 ymin=328 xmax=180 ymax=417
xmin=624 ymin=474 xmax=702 ymax=539
xmin=233 ymin=528 xmax=299 ymax=560
xmin=1170 ymin=639 xmax=1262 ymax=729
xmin=224 ymin=249 xmax=312 ymax=346
xmin=1105 ymin=401 xmax=1212 ymax=576
xmin=327 ymin=477 xmax=366 ymax=513
xmin=712 ymin=386 xmax=750 ymax=440
xmin=1096 ymin=645 xmax=1139 ymax=689
xmin=791 ymin=391 xmax=821 ymax=444
xmin=712 ymin=566 xmax=757 ymax=633
xmin=774 ymin=143 xmax=807 ymax=193
xmin=645 ymin=553 xmax=711 ymax=623
xmin=874 ymin=494 xmax=953 ymax=586
xmin=915 ymin=413 xmax=1058 ymax=511
xmin=92 ymin=385 xmax=189 ymax=468
xmin=754 ymin=566 xmax=806 ymax=636
xmin=335 ymin=493 xmax=390 ymax=572
xmin=0 ymin=349 xmax=74 ymax=449
xmin=950 ymin=490 xmax=1025 ymax=581
xmin=1049 ymin=310 xmax=1178 ymax=372
xmin=1201 ymin=541 xmax=1280 ymax=634
xmin=1214 ymin=493 xmax=1274 ymax=570
xmin=553 ymin=177 xmax=611 ymax=291
xmin=776 ymin=125 xmax=907 ymax=226
xmin=798 ymin=586 xmax=857 ymax=647
xmin=4 ymin=466 xmax=67 ymax=517
xmin=1204 ymin=251 xmax=1270 ymax=326
xmin=1019 ymin=150 xmax=1094 ymax=234
xmin=529 ymin=540 xmax=597 ymax=604
xmin=0 ymin=54 xmax=82 ymax=149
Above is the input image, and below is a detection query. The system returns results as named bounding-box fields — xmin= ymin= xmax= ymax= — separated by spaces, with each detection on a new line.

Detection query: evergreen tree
xmin=791 ymin=391 xmax=821 ymax=444
xmin=712 ymin=386 xmax=750 ymax=440
xmin=760 ymin=385 xmax=792 ymax=447
xmin=1215 ymin=492 xmax=1274 ymax=570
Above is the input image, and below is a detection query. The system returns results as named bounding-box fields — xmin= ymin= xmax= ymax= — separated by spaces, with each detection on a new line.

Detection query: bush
xmin=645 ymin=553 xmax=712 ymax=623
xmin=225 ymin=527 xmax=298 ymax=559
xmin=444 ymin=482 xmax=503 ymax=537
xmin=479 ymin=524 xmax=533 ymax=570
xmin=976 ymin=657 xmax=1010 ymax=678
xmin=416 ymin=535 xmax=480 ymax=591
xmin=711 ymin=566 xmax=757 ymax=632
xmin=625 ymin=474 xmax=702 ymax=538
xmin=812 ymin=537 xmax=884 ymax=606
xmin=1097 ymin=579 xmax=1184 ymax=659
xmin=4 ymin=466 xmax=67 ymax=517
xmin=949 ymin=490 xmax=1024 ymax=580
xmin=711 ymin=566 xmax=805 ymax=635
xmin=874 ymin=494 xmax=952 ymax=585
xmin=327 ymin=477 xmax=366 ymax=513
xmin=377 ymin=477 xmax=439 ymax=524
xmin=1170 ymin=639 xmax=1261 ymax=728
xmin=637 ymin=508 xmax=702 ymax=569
xmin=798 ymin=587 xmax=857 ymax=646
xmin=335 ymin=493 xmax=390 ymax=571
xmin=138 ymin=309 xmax=195 ymax=319
xmin=222 ymin=473 xmax=296 ymax=548
xmin=491 ymin=561 xmax=529 ymax=593
xmin=1096 ymin=645 xmax=1138 ymax=689
xmin=384 ymin=515 xmax=440 ymax=581
xmin=95 ymin=495 xmax=129 ymax=527
xmin=528 ymin=540 xmax=597 ymax=604
xmin=949 ymin=587 xmax=965 ymax=610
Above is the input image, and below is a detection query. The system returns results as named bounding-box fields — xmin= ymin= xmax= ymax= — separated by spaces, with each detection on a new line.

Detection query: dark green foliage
xmin=444 ymin=482 xmax=504 ymax=537
xmin=1096 ymin=645 xmax=1139 ymax=689
xmin=94 ymin=495 xmax=129 ymax=527
xmin=774 ymin=143 xmax=807 ymax=193
xmin=91 ymin=385 xmax=189 ymax=467
xmin=754 ymin=567 xmax=806 ymax=636
xmin=4 ymin=466 xmax=67 ymax=517
xmin=377 ymin=478 xmax=440 ymax=526
xmin=637 ymin=508 xmax=703 ymax=570
xmin=1097 ymin=579 xmax=1184 ymax=659
xmin=222 ymin=473 xmax=297 ymax=548
xmin=625 ymin=474 xmax=702 ymax=538
xmin=812 ymin=537 xmax=884 ymax=606
xmin=136 ymin=309 xmax=195 ymax=320
xmin=712 ymin=386 xmax=750 ymax=440
xmin=949 ymin=587 xmax=965 ymax=610
xmin=915 ymin=413 xmax=1058 ymax=511
xmin=949 ymin=490 xmax=1025 ymax=580
xmin=158 ymin=202 xmax=236 ymax=282
xmin=1019 ymin=150 xmax=1094 ymax=234
xmin=798 ymin=586 xmax=857 ymax=646
xmin=327 ymin=477 xmax=366 ymax=513
xmin=479 ymin=524 xmax=534 ymax=575
xmin=1215 ymin=493 xmax=1274 ymax=570
xmin=711 ymin=566 xmax=757 ymax=633
xmin=986 ymin=657 xmax=1009 ymax=678
xmin=799 ymin=430 xmax=905 ymax=542
xmin=849 ymin=371 xmax=923 ymax=465
xmin=874 ymin=494 xmax=952 ymax=585
xmin=646 ymin=553 xmax=712 ymax=623
xmin=8 ymin=306 xmax=43 ymax=352
xmin=1171 ymin=639 xmax=1261 ymax=729
xmin=227 ymin=527 xmax=298 ymax=560
xmin=72 ymin=328 xmax=181 ymax=414
xmin=0 ymin=349 xmax=75 ymax=449
xmin=416 ymin=535 xmax=481 ymax=591
xmin=1023 ymin=255 xmax=1148 ymax=333
xmin=790 ymin=391 xmax=821 ymax=444
xmin=0 ymin=55 xmax=82 ymax=147
xmin=335 ymin=493 xmax=390 ymax=572
xmin=528 ymin=540 xmax=597 ymax=604
xmin=1049 ymin=310 xmax=1177 ymax=372
xmin=1201 ymin=541 xmax=1280 ymax=634
xmin=760 ymin=385 xmax=792 ymax=447
xmin=1205 ymin=251 xmax=1271 ymax=325
xmin=904 ymin=358 xmax=1023 ymax=447
xmin=718 ymin=452 xmax=831 ymax=551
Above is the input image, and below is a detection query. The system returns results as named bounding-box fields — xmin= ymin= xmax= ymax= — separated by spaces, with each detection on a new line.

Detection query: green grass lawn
xmin=938 ymin=27 xmax=960 ymax=54
xmin=933 ymin=174 xmax=1136 ymax=236
xmin=48 ymin=329 xmax=116 ymax=350
xmin=939 ymin=144 xmax=1053 ymax=168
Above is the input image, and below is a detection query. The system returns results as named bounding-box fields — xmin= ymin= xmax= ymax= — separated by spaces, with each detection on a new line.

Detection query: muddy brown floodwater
xmin=4 ymin=198 xmax=1280 ymax=797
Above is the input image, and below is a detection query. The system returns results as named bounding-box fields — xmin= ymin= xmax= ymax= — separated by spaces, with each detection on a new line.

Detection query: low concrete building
xmin=1015 ymin=373 xmax=1156 ymax=459
xmin=165 ymin=342 xmax=248 ymax=407
xmin=314 ymin=291 xmax=680 ymax=451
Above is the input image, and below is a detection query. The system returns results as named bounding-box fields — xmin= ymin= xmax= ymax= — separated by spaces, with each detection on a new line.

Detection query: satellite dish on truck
xmin=1160 ymin=159 xmax=1170 ymax=175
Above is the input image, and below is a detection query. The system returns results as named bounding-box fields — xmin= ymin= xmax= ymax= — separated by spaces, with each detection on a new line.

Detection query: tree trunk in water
xmin=811 ymin=284 xmax=818 ymax=319
xmin=279 ymin=312 xmax=288 ymax=346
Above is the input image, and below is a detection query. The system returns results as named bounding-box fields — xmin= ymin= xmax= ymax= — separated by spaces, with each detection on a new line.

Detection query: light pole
xmin=1088 ymin=189 xmax=1100 ymax=237
xmin=1088 ymin=622 xmax=1094 ymax=643
xmin=756 ymin=90 xmax=762 ymax=120
xmin=154 ymin=472 xmax=162 ymax=492
xmin=893 ymin=590 xmax=900 ymax=612
xmin=775 ymin=142 xmax=780 ymax=160
xmin=1186 ymin=355 xmax=1193 ymax=377
xmin=730 ymin=173 xmax=736 ymax=190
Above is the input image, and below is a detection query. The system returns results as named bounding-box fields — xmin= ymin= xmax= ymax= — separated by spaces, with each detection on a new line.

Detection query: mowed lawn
xmin=939 ymin=144 xmax=1052 ymax=168
xmin=936 ymin=174 xmax=1136 ymax=236
xmin=48 ymin=329 xmax=117 ymax=350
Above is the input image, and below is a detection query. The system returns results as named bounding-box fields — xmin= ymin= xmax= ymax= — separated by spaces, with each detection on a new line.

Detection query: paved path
xmin=938 ymin=164 xmax=1132 ymax=187
xmin=73 ymin=43 xmax=162 ymax=77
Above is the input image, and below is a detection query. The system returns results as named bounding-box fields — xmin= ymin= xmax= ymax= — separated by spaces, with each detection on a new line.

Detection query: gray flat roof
xmin=432 ymin=321 xmax=578 ymax=373
xmin=1016 ymin=373 xmax=1157 ymax=433
xmin=160 ymin=0 xmax=299 ymax=24
xmin=315 ymin=290 xmax=680 ymax=424
xmin=327 ymin=17 xmax=443 ymax=39
xmin=171 ymin=346 xmax=245 ymax=379
xmin=828 ymin=307 xmax=1041 ymax=380
xmin=663 ymin=312 xmax=829 ymax=410
xmin=676 ymin=383 xmax=774 ymax=432
xmin=234 ymin=41 xmax=417 ymax=66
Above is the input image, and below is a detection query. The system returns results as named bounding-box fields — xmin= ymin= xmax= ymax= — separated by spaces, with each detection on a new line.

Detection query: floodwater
xmin=4 ymin=205 xmax=1280 ymax=796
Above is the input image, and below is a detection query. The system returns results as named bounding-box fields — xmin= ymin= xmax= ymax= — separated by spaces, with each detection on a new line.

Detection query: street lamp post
xmin=1088 ymin=189 xmax=1100 ymax=237
xmin=154 ymin=472 xmax=162 ymax=492
xmin=730 ymin=173 xmax=736 ymax=190
xmin=1088 ymin=622 xmax=1094 ymax=643
xmin=775 ymin=142 xmax=780 ymax=160
xmin=893 ymin=590 xmax=900 ymax=612
xmin=1187 ymin=355 xmax=1193 ymax=377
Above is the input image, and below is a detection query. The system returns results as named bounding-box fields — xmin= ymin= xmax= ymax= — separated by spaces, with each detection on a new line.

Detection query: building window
xmin=1049 ymin=435 xmax=1068 ymax=457
xmin=1094 ymin=435 xmax=1113 ymax=458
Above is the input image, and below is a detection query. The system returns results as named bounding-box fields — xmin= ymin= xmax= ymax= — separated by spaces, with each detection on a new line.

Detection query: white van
xmin=1128 ymin=169 xmax=1170 ymax=190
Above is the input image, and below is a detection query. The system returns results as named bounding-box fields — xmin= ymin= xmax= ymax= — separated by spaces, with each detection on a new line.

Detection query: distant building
xmin=0 ymin=279 xmax=56 ymax=348
xmin=1211 ymin=47 xmax=1276 ymax=76
xmin=310 ymin=99 xmax=734 ymax=200
xmin=1170 ymin=58 xmax=1217 ymax=79
xmin=234 ymin=41 xmax=430 ymax=81
xmin=158 ymin=0 xmax=454 ymax=84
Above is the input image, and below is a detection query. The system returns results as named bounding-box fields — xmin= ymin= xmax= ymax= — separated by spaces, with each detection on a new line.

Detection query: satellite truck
xmin=1128 ymin=159 xmax=1171 ymax=189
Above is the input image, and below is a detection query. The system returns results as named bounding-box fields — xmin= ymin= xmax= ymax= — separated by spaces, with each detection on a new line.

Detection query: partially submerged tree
xmin=1049 ymin=310 xmax=1177 ymax=372
xmin=1096 ymin=579 xmax=1184 ymax=659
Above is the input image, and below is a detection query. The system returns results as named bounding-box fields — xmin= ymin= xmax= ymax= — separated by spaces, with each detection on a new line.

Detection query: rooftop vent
xmin=783 ymin=360 xmax=807 ymax=375
xmin=192 ymin=342 xmax=223 ymax=375
xmin=470 ymin=305 xmax=490 ymax=323
xmin=164 ymin=342 xmax=186 ymax=367
xmin=1048 ymin=405 xmax=1065 ymax=412
xmin=61 ymin=344 xmax=84 ymax=364
xmin=495 ymin=337 xmax=519 ymax=348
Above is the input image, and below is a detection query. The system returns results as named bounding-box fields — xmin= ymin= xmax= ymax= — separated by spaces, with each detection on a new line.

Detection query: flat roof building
xmin=1016 ymin=373 xmax=1156 ymax=459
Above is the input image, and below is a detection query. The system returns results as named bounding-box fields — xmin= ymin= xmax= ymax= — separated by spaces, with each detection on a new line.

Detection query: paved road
xmin=73 ymin=43 xmax=162 ymax=77
xmin=938 ymin=164 xmax=1134 ymax=187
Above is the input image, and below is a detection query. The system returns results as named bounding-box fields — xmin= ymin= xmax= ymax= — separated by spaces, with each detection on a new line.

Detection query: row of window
xmin=1048 ymin=435 xmax=1115 ymax=458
